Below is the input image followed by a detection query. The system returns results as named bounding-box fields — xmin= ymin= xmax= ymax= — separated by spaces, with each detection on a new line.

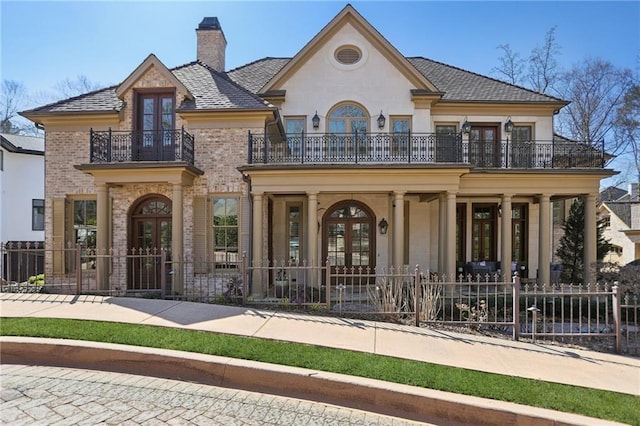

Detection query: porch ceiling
xmin=75 ymin=162 xmax=204 ymax=185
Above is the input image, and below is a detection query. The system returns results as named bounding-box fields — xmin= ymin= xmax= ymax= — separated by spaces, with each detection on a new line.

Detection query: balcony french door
xmin=328 ymin=104 xmax=368 ymax=160
xmin=137 ymin=93 xmax=175 ymax=161
xmin=469 ymin=126 xmax=500 ymax=167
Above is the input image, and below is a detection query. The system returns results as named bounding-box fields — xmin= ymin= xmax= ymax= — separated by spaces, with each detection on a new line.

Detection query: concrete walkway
xmin=1 ymin=293 xmax=638 ymax=396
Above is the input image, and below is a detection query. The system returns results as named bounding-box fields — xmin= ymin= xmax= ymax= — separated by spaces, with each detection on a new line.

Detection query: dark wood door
xmin=136 ymin=94 xmax=175 ymax=161
xmin=129 ymin=197 xmax=172 ymax=291
xmin=471 ymin=205 xmax=497 ymax=262
xmin=469 ymin=126 xmax=500 ymax=167
xmin=323 ymin=202 xmax=375 ymax=284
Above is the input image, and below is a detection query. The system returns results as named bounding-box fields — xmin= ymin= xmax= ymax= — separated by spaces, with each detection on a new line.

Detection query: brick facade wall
xmin=43 ymin=66 xmax=261 ymax=291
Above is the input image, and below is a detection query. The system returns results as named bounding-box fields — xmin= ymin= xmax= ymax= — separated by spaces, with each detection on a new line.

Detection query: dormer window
xmin=335 ymin=46 xmax=361 ymax=65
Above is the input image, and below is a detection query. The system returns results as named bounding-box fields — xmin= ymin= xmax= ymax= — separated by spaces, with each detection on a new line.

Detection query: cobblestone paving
xmin=1 ymin=365 xmax=435 ymax=425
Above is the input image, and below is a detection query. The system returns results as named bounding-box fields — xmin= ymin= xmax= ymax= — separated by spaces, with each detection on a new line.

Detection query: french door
xmin=469 ymin=126 xmax=500 ymax=167
xmin=471 ymin=205 xmax=497 ymax=262
xmin=129 ymin=196 xmax=172 ymax=290
xmin=323 ymin=201 xmax=375 ymax=280
xmin=136 ymin=93 xmax=175 ymax=161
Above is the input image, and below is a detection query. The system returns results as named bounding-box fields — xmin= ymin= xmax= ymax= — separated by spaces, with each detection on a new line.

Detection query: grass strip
xmin=1 ymin=317 xmax=638 ymax=425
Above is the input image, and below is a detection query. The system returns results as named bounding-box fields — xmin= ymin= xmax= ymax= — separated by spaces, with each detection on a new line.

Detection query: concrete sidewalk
xmin=1 ymin=293 xmax=638 ymax=396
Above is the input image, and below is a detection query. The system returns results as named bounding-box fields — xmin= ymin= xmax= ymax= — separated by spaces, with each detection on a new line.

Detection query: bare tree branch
xmin=555 ymin=58 xmax=634 ymax=157
xmin=492 ymin=44 xmax=525 ymax=85
xmin=528 ymin=26 xmax=561 ymax=93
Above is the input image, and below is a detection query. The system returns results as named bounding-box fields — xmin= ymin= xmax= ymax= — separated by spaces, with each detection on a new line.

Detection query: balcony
xmin=248 ymin=132 xmax=605 ymax=169
xmin=89 ymin=128 xmax=194 ymax=165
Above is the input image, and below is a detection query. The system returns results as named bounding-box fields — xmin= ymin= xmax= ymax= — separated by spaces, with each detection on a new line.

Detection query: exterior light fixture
xmin=312 ymin=111 xmax=320 ymax=130
xmin=378 ymin=218 xmax=389 ymax=234
xmin=504 ymin=117 xmax=514 ymax=133
xmin=461 ymin=118 xmax=471 ymax=134
xmin=377 ymin=111 xmax=386 ymax=129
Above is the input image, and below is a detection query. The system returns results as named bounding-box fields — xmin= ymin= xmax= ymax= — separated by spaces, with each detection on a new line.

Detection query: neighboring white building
xmin=599 ymin=185 xmax=640 ymax=266
xmin=0 ymin=133 xmax=45 ymax=244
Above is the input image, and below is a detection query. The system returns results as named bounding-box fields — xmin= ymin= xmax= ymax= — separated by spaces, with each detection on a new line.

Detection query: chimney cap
xmin=198 ymin=17 xmax=221 ymax=30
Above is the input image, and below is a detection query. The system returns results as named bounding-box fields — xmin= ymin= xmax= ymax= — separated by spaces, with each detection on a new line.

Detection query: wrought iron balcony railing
xmin=248 ymin=132 xmax=605 ymax=169
xmin=89 ymin=128 xmax=195 ymax=165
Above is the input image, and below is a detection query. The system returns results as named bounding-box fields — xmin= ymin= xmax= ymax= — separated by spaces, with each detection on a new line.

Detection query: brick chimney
xmin=196 ymin=17 xmax=226 ymax=72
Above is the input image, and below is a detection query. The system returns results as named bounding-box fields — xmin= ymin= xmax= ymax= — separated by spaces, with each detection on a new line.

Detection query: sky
xmin=2 ymin=0 xmax=638 ymax=99
xmin=1 ymin=1 xmax=639 ymax=185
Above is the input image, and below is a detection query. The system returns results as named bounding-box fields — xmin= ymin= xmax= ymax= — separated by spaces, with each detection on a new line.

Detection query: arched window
xmin=328 ymin=104 xmax=368 ymax=134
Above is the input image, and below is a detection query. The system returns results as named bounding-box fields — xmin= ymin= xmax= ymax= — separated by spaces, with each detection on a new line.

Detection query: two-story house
xmin=1 ymin=133 xmax=45 ymax=282
xmin=599 ymin=185 xmax=640 ymax=266
xmin=21 ymin=5 xmax=615 ymax=296
xmin=0 ymin=133 xmax=45 ymax=245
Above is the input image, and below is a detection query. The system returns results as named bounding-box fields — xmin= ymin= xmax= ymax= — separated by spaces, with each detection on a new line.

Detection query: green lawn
xmin=1 ymin=317 xmax=638 ymax=425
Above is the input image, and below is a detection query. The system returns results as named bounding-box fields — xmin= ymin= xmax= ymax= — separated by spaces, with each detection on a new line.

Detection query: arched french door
xmin=327 ymin=103 xmax=369 ymax=159
xmin=322 ymin=201 xmax=376 ymax=278
xmin=129 ymin=195 xmax=172 ymax=290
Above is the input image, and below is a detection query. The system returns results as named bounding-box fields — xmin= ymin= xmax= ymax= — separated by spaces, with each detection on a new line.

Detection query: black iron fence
xmin=248 ymin=132 xmax=605 ymax=169
xmin=89 ymin=127 xmax=195 ymax=164
xmin=2 ymin=244 xmax=636 ymax=354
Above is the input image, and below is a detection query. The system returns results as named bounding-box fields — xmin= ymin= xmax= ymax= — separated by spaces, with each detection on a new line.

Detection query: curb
xmin=0 ymin=337 xmax=623 ymax=426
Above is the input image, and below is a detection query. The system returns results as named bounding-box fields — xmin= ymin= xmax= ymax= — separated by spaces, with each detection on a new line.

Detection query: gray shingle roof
xmin=599 ymin=186 xmax=628 ymax=203
xmin=0 ymin=133 xmax=44 ymax=154
xmin=22 ymin=53 xmax=566 ymax=117
xmin=22 ymin=62 xmax=273 ymax=116
xmin=406 ymin=57 xmax=564 ymax=103
xmin=604 ymin=202 xmax=633 ymax=228
xmin=21 ymin=87 xmax=123 ymax=115
xmin=226 ymin=58 xmax=290 ymax=94
xmin=174 ymin=62 xmax=272 ymax=110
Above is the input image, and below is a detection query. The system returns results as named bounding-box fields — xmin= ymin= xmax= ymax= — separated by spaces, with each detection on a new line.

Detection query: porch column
xmin=171 ymin=183 xmax=184 ymax=294
xmin=307 ymin=192 xmax=319 ymax=287
xmin=393 ymin=192 xmax=405 ymax=269
xmin=446 ymin=191 xmax=456 ymax=279
xmin=252 ymin=192 xmax=264 ymax=297
xmin=538 ymin=194 xmax=551 ymax=285
xmin=438 ymin=193 xmax=446 ymax=275
xmin=96 ymin=183 xmax=109 ymax=291
xmin=501 ymin=194 xmax=513 ymax=281
xmin=583 ymin=193 xmax=597 ymax=284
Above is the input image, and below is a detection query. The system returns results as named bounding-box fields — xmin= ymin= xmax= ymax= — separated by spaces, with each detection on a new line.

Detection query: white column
xmin=171 ymin=183 xmax=184 ymax=294
xmin=446 ymin=192 xmax=456 ymax=279
xmin=538 ymin=194 xmax=551 ymax=286
xmin=252 ymin=192 xmax=264 ymax=297
xmin=438 ymin=193 xmax=446 ymax=274
xmin=501 ymin=194 xmax=513 ymax=281
xmin=307 ymin=192 xmax=319 ymax=287
xmin=393 ymin=192 xmax=405 ymax=268
xmin=96 ymin=183 xmax=109 ymax=291
xmin=583 ymin=193 xmax=597 ymax=284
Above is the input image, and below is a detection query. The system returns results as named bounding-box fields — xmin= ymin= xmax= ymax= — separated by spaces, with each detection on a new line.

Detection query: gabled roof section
xmin=0 ymin=133 xmax=44 ymax=155
xmin=260 ymin=4 xmax=438 ymax=94
xmin=115 ymin=54 xmax=193 ymax=100
xmin=599 ymin=186 xmax=628 ymax=203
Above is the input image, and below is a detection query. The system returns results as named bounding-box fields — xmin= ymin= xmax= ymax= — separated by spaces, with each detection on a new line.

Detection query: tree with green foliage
xmin=556 ymin=198 xmax=611 ymax=283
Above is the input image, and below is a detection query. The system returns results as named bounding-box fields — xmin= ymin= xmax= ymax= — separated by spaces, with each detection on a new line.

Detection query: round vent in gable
xmin=335 ymin=46 xmax=362 ymax=65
